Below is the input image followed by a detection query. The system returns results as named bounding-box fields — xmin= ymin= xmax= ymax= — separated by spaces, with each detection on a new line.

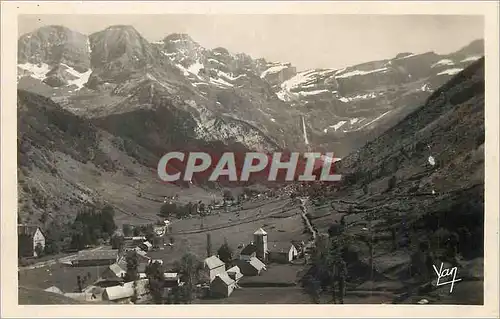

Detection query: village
xmin=18 ymin=185 xmax=325 ymax=304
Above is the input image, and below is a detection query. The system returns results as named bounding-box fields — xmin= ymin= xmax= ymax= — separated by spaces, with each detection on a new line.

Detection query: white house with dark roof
xmin=72 ymin=250 xmax=119 ymax=267
xmin=100 ymin=263 xmax=126 ymax=281
xmin=203 ymin=255 xmax=226 ymax=282
xmin=210 ymin=273 xmax=236 ymax=298
xmin=235 ymin=256 xmax=266 ymax=276
xmin=239 ymin=242 xmax=257 ymax=261
xmin=268 ymin=242 xmax=299 ymax=263
xmin=226 ymin=266 xmax=243 ymax=282
xmin=102 ymin=279 xmax=150 ymax=303
xmin=18 ymin=224 xmax=45 ymax=257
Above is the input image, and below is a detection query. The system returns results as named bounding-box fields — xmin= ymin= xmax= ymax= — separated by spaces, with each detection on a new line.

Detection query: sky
xmin=18 ymin=14 xmax=484 ymax=71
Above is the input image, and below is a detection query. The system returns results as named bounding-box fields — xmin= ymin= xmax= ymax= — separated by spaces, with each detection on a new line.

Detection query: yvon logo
xmin=432 ymin=262 xmax=462 ymax=293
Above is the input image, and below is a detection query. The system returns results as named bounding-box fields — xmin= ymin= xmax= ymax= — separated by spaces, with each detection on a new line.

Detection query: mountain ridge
xmin=18 ymin=25 xmax=484 ymax=157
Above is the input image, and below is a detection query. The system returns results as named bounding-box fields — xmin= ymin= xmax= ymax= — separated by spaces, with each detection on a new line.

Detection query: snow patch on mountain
xmin=437 ymin=68 xmax=463 ymax=76
xmin=339 ymin=92 xmax=384 ymax=103
xmin=461 ymin=56 xmax=481 ymax=63
xmin=298 ymin=89 xmax=329 ymax=96
xmin=330 ymin=121 xmax=347 ymax=131
xmin=210 ymin=77 xmax=233 ymax=87
xmin=18 ymin=63 xmax=51 ymax=81
xmin=260 ymin=64 xmax=289 ymax=78
xmin=431 ymin=59 xmax=454 ymax=68
xmin=187 ymin=61 xmax=204 ymax=75
xmin=343 ymin=110 xmax=392 ymax=132
xmin=218 ymin=70 xmax=245 ymax=81
xmin=208 ymin=58 xmax=225 ymax=66
xmin=60 ymin=63 xmax=92 ymax=89
xmin=395 ymin=53 xmax=417 ymax=60
xmin=281 ymin=70 xmax=319 ymax=91
xmin=335 ymin=67 xmax=388 ymax=79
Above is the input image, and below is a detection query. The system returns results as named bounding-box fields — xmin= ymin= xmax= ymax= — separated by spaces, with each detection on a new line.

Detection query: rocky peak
xmin=18 ymin=25 xmax=90 ymax=72
xmin=88 ymin=25 xmax=159 ymax=84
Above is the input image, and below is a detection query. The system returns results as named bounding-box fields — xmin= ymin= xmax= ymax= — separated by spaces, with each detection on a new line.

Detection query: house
xmin=123 ymin=248 xmax=150 ymax=264
xmin=139 ymin=241 xmax=153 ymax=252
xmin=239 ymin=243 xmax=257 ymax=261
xmin=102 ymin=279 xmax=150 ymax=303
xmin=100 ymin=263 xmax=126 ymax=281
xmin=163 ymin=272 xmax=180 ymax=287
xmin=268 ymin=242 xmax=299 ymax=264
xmin=72 ymin=250 xmax=119 ymax=267
xmin=210 ymin=273 xmax=236 ymax=298
xmin=291 ymin=240 xmax=306 ymax=257
xmin=44 ymin=286 xmax=63 ymax=295
xmin=203 ymin=255 xmax=226 ymax=282
xmin=102 ymin=286 xmax=134 ymax=303
xmin=18 ymin=224 xmax=46 ymax=257
xmin=234 ymin=257 xmax=266 ymax=276
xmin=226 ymin=266 xmax=243 ymax=282
xmin=123 ymin=237 xmax=147 ymax=251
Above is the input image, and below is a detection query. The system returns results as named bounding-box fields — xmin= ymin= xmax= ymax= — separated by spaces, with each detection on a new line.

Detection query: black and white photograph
xmin=1 ymin=1 xmax=499 ymax=317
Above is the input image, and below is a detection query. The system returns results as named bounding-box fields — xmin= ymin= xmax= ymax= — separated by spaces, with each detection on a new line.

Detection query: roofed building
xmin=44 ymin=286 xmax=63 ymax=295
xmin=102 ymin=279 xmax=150 ymax=303
xmin=235 ymin=256 xmax=266 ymax=276
xmin=210 ymin=273 xmax=236 ymax=298
xmin=268 ymin=242 xmax=299 ymax=264
xmin=123 ymin=237 xmax=146 ymax=252
xmin=226 ymin=266 xmax=243 ymax=282
xmin=239 ymin=243 xmax=257 ymax=261
xmin=100 ymin=263 xmax=126 ymax=281
xmin=163 ymin=272 xmax=181 ymax=287
xmin=139 ymin=241 xmax=153 ymax=252
xmin=203 ymin=255 xmax=226 ymax=282
xmin=18 ymin=224 xmax=45 ymax=258
xmin=72 ymin=250 xmax=119 ymax=267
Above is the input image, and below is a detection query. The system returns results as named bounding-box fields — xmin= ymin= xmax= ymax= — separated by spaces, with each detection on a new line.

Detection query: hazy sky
xmin=18 ymin=14 xmax=484 ymax=71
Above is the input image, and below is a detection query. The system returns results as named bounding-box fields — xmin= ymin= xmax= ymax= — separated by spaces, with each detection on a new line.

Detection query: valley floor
xmin=18 ymin=193 xmax=484 ymax=305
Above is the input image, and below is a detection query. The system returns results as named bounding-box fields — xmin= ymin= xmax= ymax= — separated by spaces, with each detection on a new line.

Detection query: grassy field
xmin=18 ymin=263 xmax=108 ymax=293
xmin=195 ymin=286 xmax=313 ymax=304
xmin=18 ymin=286 xmax=113 ymax=305
xmin=238 ymin=263 xmax=306 ymax=287
xmin=149 ymin=197 xmax=310 ymax=268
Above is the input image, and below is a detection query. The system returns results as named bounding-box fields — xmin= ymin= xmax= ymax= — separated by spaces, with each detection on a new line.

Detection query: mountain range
xmin=16 ymin=24 xmax=484 ymax=224
xmin=18 ymin=25 xmax=484 ymax=156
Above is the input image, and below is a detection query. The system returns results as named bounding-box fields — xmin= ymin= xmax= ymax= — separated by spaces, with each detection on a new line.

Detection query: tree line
xmin=40 ymin=204 xmax=117 ymax=256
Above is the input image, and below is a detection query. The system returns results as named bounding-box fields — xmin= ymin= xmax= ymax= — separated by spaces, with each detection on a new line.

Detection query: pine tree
xmin=146 ymin=261 xmax=165 ymax=304
xmin=206 ymin=233 xmax=212 ymax=257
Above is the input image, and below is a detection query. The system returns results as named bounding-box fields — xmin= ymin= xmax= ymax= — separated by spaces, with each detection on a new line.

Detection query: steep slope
xmin=17 ymin=89 xmax=216 ymax=226
xmin=17 ymin=25 xmax=92 ymax=91
xmin=18 ymin=26 xmax=303 ymax=152
xmin=271 ymin=40 xmax=483 ymax=155
xmin=308 ymin=58 xmax=484 ymax=303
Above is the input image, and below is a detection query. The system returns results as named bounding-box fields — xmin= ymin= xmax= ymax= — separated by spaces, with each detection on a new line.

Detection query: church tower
xmin=253 ymin=228 xmax=268 ymax=262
